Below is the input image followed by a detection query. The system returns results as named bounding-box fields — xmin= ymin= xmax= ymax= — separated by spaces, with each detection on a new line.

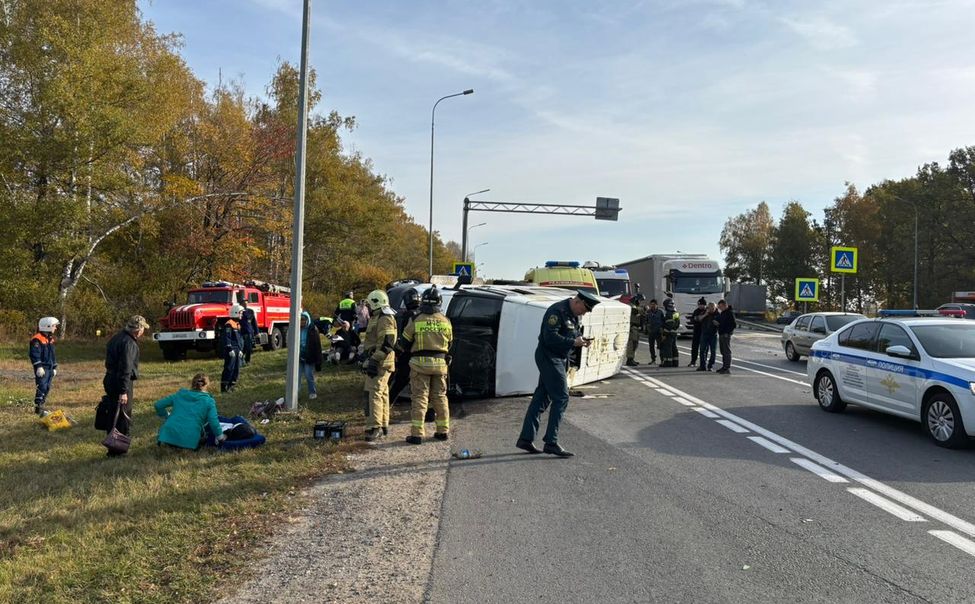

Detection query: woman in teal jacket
xmin=155 ymin=373 xmax=224 ymax=449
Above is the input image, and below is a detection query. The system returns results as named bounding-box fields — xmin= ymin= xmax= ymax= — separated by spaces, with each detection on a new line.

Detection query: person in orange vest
xmin=221 ymin=305 xmax=244 ymax=392
xmin=29 ymin=316 xmax=60 ymax=415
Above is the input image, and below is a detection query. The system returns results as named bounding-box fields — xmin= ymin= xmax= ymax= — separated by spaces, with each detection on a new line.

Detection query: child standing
xmin=30 ymin=317 xmax=60 ymax=415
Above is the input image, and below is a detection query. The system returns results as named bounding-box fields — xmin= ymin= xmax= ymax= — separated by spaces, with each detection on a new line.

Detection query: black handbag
xmin=94 ymin=396 xmax=113 ymax=431
xmin=102 ymin=402 xmax=131 ymax=454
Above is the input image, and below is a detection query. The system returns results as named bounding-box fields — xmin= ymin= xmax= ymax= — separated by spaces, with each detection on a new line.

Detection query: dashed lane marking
xmin=847 ymin=488 xmax=927 ymax=522
xmin=748 ymin=436 xmax=790 ymax=454
xmin=619 ymin=366 xmax=975 ymax=557
xmin=929 ymin=531 xmax=975 ymax=558
xmin=790 ymin=457 xmax=848 ymax=483
xmin=691 ymin=407 xmax=720 ymax=419
xmin=672 ymin=396 xmax=696 ymax=407
xmin=716 ymin=419 xmax=750 ymax=434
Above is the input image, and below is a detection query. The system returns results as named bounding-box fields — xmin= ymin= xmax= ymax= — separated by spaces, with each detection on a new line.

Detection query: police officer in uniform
xmin=221 ymin=305 xmax=244 ymax=392
xmin=625 ymin=293 xmax=646 ymax=367
xmin=361 ymin=289 xmax=397 ymax=441
xmin=516 ymin=290 xmax=601 ymax=457
xmin=30 ymin=316 xmax=60 ymax=415
xmin=397 ymin=287 xmax=453 ymax=444
xmin=660 ymin=298 xmax=681 ymax=367
xmin=240 ymin=299 xmax=259 ymax=364
xmin=389 ymin=288 xmax=422 ymax=405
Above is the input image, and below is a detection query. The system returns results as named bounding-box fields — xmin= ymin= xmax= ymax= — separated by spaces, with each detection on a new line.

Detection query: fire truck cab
xmin=154 ymin=280 xmax=291 ymax=361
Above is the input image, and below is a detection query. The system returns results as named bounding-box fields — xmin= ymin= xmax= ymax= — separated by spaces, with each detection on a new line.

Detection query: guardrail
xmin=736 ymin=318 xmax=783 ymax=333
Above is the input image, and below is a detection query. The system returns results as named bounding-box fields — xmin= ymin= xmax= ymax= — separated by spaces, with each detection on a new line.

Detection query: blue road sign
xmin=451 ymin=262 xmax=474 ymax=277
xmin=795 ymin=278 xmax=820 ymax=302
xmin=830 ymin=246 xmax=858 ymax=273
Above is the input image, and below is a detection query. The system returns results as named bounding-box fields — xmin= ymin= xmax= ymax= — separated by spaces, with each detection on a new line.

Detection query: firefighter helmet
xmin=663 ymin=298 xmax=675 ymax=311
xmin=366 ymin=290 xmax=389 ymax=311
xmin=229 ymin=304 xmax=243 ymax=319
xmin=402 ymin=288 xmax=421 ymax=310
xmin=421 ymin=286 xmax=443 ymax=307
xmin=631 ymin=293 xmax=646 ymax=306
xmin=38 ymin=317 xmax=60 ymax=333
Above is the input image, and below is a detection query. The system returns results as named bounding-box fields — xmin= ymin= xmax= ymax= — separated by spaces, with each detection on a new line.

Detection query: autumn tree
xmin=719 ymin=202 xmax=774 ymax=284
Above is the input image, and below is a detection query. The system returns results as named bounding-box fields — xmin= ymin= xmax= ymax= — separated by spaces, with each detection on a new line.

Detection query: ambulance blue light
xmin=615 ymin=269 xmax=628 ymax=274
xmin=545 ymin=261 xmax=580 ymax=268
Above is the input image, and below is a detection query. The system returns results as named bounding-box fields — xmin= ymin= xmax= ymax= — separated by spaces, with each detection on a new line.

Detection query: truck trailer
xmin=616 ymin=254 xmax=727 ymax=333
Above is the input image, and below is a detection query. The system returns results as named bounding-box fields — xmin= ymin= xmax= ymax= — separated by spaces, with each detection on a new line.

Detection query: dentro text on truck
xmin=154 ymin=280 xmax=292 ymax=361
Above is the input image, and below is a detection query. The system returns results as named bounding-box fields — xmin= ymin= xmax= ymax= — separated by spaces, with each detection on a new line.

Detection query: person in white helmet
xmin=361 ymin=289 xmax=397 ymax=441
xmin=29 ymin=316 xmax=60 ymax=415
xmin=221 ymin=305 xmax=245 ymax=392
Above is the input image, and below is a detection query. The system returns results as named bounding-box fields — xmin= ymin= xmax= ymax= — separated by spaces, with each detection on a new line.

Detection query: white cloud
xmin=780 ymin=16 xmax=859 ymax=50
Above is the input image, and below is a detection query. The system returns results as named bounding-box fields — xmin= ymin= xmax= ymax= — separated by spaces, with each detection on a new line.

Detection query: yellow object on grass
xmin=40 ymin=409 xmax=72 ymax=431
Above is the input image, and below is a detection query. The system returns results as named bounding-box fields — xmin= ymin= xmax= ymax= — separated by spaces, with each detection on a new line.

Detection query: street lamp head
xmin=463 ymin=89 xmax=474 ymax=95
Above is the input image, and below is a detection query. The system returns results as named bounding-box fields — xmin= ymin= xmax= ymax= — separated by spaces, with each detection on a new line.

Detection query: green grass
xmin=0 ymin=339 xmax=369 ymax=603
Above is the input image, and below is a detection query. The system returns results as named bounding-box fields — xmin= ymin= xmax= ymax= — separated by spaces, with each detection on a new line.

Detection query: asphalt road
xmin=425 ymin=331 xmax=975 ymax=604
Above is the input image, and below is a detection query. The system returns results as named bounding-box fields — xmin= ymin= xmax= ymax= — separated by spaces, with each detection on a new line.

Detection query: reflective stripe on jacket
xmin=402 ymin=311 xmax=453 ymax=374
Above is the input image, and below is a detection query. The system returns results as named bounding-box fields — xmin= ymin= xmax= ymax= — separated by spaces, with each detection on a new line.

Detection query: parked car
xmin=776 ymin=310 xmax=802 ymax=325
xmin=808 ymin=317 xmax=975 ymax=448
xmin=781 ymin=312 xmax=866 ymax=361
xmin=936 ymin=303 xmax=975 ymax=319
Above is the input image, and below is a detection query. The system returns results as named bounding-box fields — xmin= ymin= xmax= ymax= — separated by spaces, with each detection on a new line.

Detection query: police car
xmin=807 ymin=317 xmax=975 ymax=448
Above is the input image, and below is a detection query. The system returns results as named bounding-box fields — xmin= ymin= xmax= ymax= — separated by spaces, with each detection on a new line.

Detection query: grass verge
xmin=0 ymin=339 xmax=368 ymax=603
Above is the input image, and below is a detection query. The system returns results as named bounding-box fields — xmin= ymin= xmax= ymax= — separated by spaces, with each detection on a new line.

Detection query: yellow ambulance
xmin=524 ymin=261 xmax=599 ymax=295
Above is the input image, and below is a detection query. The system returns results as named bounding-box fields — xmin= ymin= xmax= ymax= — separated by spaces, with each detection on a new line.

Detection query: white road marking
xmin=716 ymin=419 xmax=750 ymax=434
xmin=929 ymin=531 xmax=975 ymax=558
xmin=622 ymin=371 xmax=975 ymax=541
xmin=691 ymin=407 xmax=720 ymax=419
xmin=847 ymin=488 xmax=927 ymax=522
xmin=748 ymin=436 xmax=790 ymax=454
xmin=790 ymin=457 xmax=848 ymax=483
xmin=657 ymin=389 xmax=677 ymax=397
xmin=672 ymin=396 xmax=696 ymax=407
xmin=674 ymin=343 xmax=808 ymax=380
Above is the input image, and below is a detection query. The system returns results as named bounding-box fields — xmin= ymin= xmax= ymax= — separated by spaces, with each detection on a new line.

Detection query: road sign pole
xmin=841 ymin=274 xmax=846 ymax=313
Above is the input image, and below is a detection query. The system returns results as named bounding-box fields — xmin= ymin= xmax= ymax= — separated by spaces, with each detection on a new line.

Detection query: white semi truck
xmin=616 ymin=254 xmax=728 ymax=333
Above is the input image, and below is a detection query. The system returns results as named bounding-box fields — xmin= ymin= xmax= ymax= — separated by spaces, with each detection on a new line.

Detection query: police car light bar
xmin=545 ymin=261 xmax=581 ymax=268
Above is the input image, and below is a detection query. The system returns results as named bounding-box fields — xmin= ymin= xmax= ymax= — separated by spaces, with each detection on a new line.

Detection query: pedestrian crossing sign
xmin=830 ymin=246 xmax=858 ymax=274
xmin=451 ymin=262 xmax=475 ymax=277
xmin=795 ymin=278 xmax=820 ymax=302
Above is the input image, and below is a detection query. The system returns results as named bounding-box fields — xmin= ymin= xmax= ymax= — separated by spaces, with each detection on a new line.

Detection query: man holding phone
xmin=517 ymin=290 xmax=601 ymax=457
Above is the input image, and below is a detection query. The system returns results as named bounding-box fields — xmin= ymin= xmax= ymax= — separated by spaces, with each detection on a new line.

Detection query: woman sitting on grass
xmin=154 ymin=373 xmax=225 ymax=449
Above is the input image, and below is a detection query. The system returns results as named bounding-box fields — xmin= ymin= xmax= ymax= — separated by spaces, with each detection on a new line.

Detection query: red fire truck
xmin=154 ymin=280 xmax=292 ymax=361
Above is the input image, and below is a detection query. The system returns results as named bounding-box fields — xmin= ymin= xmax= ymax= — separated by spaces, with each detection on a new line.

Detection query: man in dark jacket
xmin=689 ymin=298 xmax=707 ymax=367
xmin=334 ymin=290 xmax=360 ymax=363
xmin=715 ymin=300 xmax=737 ymax=374
xmin=389 ymin=288 xmax=421 ymax=405
xmin=100 ymin=315 xmax=149 ymax=456
xmin=696 ymin=302 xmax=718 ymax=372
xmin=240 ymin=299 xmax=259 ymax=364
xmin=644 ymin=299 xmax=665 ymax=365
xmin=516 ymin=291 xmax=601 ymax=458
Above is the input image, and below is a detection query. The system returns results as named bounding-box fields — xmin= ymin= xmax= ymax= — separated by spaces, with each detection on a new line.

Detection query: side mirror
xmin=886 ymin=345 xmax=913 ymax=359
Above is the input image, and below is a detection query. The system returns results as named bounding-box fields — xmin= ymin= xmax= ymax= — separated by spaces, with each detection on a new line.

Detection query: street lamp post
xmin=464 ymin=222 xmax=486 ymax=261
xmin=461 ymin=188 xmax=489 ymax=261
xmin=428 ymin=89 xmax=474 ymax=278
xmin=471 ymin=241 xmax=489 ymax=259
xmin=891 ymin=196 xmax=919 ymax=309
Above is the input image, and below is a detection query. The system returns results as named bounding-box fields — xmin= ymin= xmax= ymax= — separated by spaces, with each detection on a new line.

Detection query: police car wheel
xmin=923 ymin=394 xmax=967 ymax=449
xmin=785 ymin=341 xmax=800 ymax=362
xmin=814 ymin=371 xmax=846 ymax=413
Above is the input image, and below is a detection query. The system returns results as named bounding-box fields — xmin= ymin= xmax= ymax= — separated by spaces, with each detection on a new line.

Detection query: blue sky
xmin=140 ymin=0 xmax=975 ymax=279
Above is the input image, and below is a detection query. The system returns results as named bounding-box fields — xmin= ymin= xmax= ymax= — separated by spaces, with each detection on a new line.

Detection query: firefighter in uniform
xmin=517 ymin=291 xmax=601 ymax=458
xmin=362 ymin=289 xmax=397 ymax=441
xmin=625 ymin=293 xmax=646 ymax=367
xmin=221 ymin=305 xmax=244 ymax=392
xmin=397 ymin=287 xmax=453 ymax=444
xmin=30 ymin=316 xmax=60 ymax=415
xmin=389 ymin=288 xmax=422 ymax=405
xmin=660 ymin=298 xmax=681 ymax=367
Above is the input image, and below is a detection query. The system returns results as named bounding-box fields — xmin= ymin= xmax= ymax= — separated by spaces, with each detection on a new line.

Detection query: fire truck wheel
xmin=264 ymin=326 xmax=284 ymax=351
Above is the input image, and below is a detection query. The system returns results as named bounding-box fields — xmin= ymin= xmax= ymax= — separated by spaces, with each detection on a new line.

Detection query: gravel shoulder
xmin=219 ymin=421 xmax=451 ymax=604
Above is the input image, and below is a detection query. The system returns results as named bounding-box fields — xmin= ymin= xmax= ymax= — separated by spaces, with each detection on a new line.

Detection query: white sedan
xmin=807 ymin=317 xmax=975 ymax=448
